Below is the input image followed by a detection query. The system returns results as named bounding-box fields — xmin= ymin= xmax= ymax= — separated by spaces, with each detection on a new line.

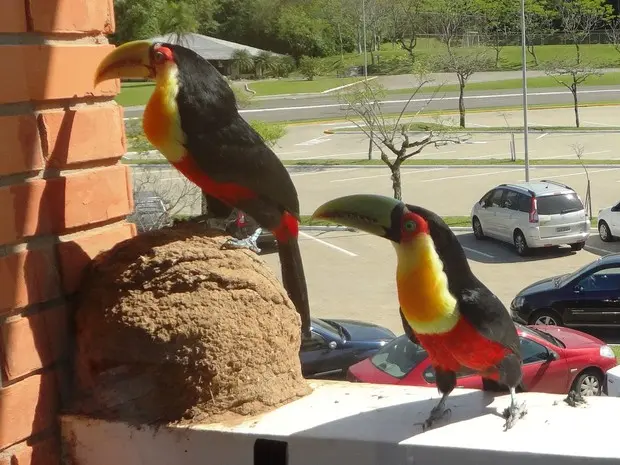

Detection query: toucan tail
xmin=277 ymin=236 xmax=311 ymax=339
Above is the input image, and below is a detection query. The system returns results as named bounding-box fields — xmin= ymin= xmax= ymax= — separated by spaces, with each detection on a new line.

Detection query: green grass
xmin=246 ymin=76 xmax=364 ymax=96
xmin=319 ymin=42 xmax=620 ymax=75
xmin=388 ymin=72 xmax=620 ymax=95
xmin=613 ymin=346 xmax=620 ymax=360
xmin=115 ymin=82 xmax=155 ymax=107
xmin=327 ymin=122 xmax=620 ymax=134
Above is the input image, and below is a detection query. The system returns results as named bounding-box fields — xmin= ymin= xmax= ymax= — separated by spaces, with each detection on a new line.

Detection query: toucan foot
xmin=415 ymin=397 xmax=451 ymax=432
xmin=221 ymin=236 xmax=261 ymax=254
xmin=503 ymin=390 xmax=527 ymax=431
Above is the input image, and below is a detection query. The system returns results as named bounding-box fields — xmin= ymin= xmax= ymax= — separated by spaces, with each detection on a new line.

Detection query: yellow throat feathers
xmin=395 ymin=233 xmax=459 ymax=335
xmin=143 ymin=65 xmax=186 ymax=163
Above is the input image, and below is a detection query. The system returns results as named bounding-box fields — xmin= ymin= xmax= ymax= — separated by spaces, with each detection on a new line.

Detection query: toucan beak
xmin=94 ymin=40 xmax=154 ymax=86
xmin=311 ymin=194 xmax=404 ymax=242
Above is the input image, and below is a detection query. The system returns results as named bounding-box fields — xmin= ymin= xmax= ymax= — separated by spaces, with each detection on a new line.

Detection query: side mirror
xmin=328 ymin=341 xmax=337 ymax=350
xmin=573 ymin=284 xmax=584 ymax=293
xmin=546 ymin=351 xmax=559 ymax=361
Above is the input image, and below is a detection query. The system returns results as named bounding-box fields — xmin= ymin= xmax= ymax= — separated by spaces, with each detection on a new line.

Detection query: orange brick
xmin=57 ymin=222 xmax=136 ymax=294
xmin=0 ymin=0 xmax=27 ymax=33
xmin=0 ymin=45 xmax=119 ymax=105
xmin=39 ymin=105 xmax=126 ymax=169
xmin=0 ymin=435 xmax=60 ymax=465
xmin=30 ymin=0 xmax=115 ymax=34
xmin=0 ymin=114 xmax=44 ymax=176
xmin=0 ymin=373 xmax=59 ymax=450
xmin=0 ymin=248 xmax=61 ymax=315
xmin=1 ymin=305 xmax=68 ymax=381
xmin=0 ymin=165 xmax=133 ymax=245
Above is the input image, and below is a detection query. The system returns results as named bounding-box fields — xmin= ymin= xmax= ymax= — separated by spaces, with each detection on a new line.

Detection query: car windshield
xmin=558 ymin=259 xmax=602 ymax=286
xmin=519 ymin=325 xmax=565 ymax=348
xmin=370 ymin=335 xmax=427 ymax=379
xmin=311 ymin=318 xmax=341 ymax=338
xmin=537 ymin=193 xmax=583 ymax=215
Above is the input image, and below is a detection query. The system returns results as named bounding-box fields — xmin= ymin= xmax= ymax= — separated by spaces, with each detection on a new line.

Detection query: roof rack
xmin=498 ymin=183 xmax=535 ymax=196
xmin=539 ymin=179 xmax=572 ymax=190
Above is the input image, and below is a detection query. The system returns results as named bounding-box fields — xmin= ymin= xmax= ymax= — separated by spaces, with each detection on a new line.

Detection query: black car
xmin=511 ymin=253 xmax=620 ymax=328
xmin=300 ymin=317 xmax=396 ymax=379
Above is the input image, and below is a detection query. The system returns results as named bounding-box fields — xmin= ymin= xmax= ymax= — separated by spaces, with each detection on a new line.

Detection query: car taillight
xmin=529 ymin=197 xmax=539 ymax=223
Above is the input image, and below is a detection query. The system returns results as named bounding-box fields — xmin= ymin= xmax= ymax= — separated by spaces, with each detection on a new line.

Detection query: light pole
xmin=362 ymin=0 xmax=368 ymax=81
xmin=520 ymin=0 xmax=530 ymax=181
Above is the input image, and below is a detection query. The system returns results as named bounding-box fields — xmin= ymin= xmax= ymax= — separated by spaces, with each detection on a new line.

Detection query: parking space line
xmin=419 ymin=169 xmax=513 ymax=182
xmin=583 ymin=120 xmax=618 ymax=127
xmin=290 ymin=168 xmax=360 ymax=177
xmin=585 ymin=244 xmax=615 ymax=255
xmin=299 ymin=231 xmax=358 ymax=256
xmin=529 ymin=167 xmax=620 ymax=181
xmin=330 ymin=167 xmax=445 ymax=183
xmin=462 ymin=247 xmax=495 ymax=259
xmin=536 ymin=133 xmax=548 ymax=140
xmin=538 ymin=150 xmax=611 ymax=160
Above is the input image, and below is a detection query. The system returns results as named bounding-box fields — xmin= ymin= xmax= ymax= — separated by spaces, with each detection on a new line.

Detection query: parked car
xmin=606 ymin=364 xmax=620 ymax=396
xmin=470 ymin=180 xmax=590 ymax=256
xmin=510 ymin=253 xmax=620 ymax=328
xmin=598 ymin=200 xmax=620 ymax=242
xmin=300 ymin=317 xmax=396 ymax=379
xmin=347 ymin=323 xmax=617 ymax=397
xmin=127 ymin=191 xmax=173 ymax=233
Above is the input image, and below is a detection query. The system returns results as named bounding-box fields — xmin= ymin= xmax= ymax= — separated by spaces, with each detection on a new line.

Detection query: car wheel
xmin=572 ymin=369 xmax=603 ymax=397
xmin=599 ymin=221 xmax=614 ymax=242
xmin=530 ymin=310 xmax=563 ymax=326
xmin=472 ymin=217 xmax=485 ymax=240
xmin=570 ymin=241 xmax=585 ymax=251
xmin=513 ymin=230 xmax=529 ymax=256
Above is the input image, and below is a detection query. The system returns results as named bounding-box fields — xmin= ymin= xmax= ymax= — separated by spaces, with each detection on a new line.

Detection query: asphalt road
xmin=124 ymin=86 xmax=620 ymax=122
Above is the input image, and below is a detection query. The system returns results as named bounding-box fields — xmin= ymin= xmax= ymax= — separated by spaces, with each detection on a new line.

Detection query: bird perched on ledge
xmin=312 ymin=194 xmax=526 ymax=431
xmin=93 ymin=40 xmax=311 ymax=338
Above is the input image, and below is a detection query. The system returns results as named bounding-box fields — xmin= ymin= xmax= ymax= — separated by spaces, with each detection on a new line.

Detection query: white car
xmin=606 ymin=364 xmax=620 ymax=396
xmin=597 ymin=201 xmax=620 ymax=242
xmin=470 ymin=180 xmax=590 ymax=256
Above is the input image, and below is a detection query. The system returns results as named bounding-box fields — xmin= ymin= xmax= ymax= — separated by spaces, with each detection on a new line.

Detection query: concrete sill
xmin=61 ymin=380 xmax=620 ymax=465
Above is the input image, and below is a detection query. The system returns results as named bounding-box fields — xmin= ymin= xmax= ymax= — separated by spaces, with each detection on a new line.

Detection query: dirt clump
xmin=70 ymin=223 xmax=311 ymax=425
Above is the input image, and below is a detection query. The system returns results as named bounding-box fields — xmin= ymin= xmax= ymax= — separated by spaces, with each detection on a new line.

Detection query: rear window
xmin=370 ymin=336 xmax=428 ymax=379
xmin=536 ymin=193 xmax=583 ymax=215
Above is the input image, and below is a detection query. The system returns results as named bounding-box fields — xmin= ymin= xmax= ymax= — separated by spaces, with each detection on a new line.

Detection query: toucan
xmin=312 ymin=194 xmax=527 ymax=431
xmin=94 ymin=40 xmax=311 ymax=338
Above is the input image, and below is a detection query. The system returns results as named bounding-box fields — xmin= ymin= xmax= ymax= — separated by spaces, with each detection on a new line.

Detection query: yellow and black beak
xmin=94 ymin=40 xmax=154 ymax=86
xmin=311 ymin=194 xmax=405 ymax=243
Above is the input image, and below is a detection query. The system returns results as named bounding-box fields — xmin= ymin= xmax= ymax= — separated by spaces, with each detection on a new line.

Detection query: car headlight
xmin=600 ymin=345 xmax=616 ymax=359
xmin=511 ymin=296 xmax=524 ymax=309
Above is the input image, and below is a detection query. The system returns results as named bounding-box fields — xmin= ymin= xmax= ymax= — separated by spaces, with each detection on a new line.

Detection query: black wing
xmin=405 ymin=203 xmax=521 ymax=357
xmin=400 ymin=307 xmax=420 ymax=345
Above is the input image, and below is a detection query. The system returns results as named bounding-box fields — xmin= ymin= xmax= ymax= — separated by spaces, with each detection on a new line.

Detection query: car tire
xmin=571 ymin=369 xmax=603 ymax=397
xmin=529 ymin=309 xmax=563 ymax=327
xmin=570 ymin=241 xmax=585 ymax=251
xmin=472 ymin=216 xmax=485 ymax=240
xmin=513 ymin=230 xmax=529 ymax=256
xmin=599 ymin=221 xmax=614 ymax=242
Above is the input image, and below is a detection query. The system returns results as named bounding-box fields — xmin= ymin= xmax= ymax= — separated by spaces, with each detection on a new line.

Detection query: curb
xmin=448 ymin=226 xmax=599 ymax=232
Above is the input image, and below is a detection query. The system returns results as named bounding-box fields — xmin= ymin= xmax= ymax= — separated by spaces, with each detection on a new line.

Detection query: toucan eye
xmin=404 ymin=220 xmax=416 ymax=232
xmin=153 ymin=51 xmax=166 ymax=64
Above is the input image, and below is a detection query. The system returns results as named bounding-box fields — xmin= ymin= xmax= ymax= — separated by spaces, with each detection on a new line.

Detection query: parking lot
xmin=260 ymin=228 xmax=620 ymax=337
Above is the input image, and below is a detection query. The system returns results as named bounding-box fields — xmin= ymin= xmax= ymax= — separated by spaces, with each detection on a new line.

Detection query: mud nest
xmin=69 ymin=223 xmax=311 ymax=426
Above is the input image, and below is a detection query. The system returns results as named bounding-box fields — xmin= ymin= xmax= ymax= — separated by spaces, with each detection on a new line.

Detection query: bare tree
xmin=572 ymin=143 xmax=593 ymax=220
xmin=521 ymin=0 xmax=556 ymax=66
xmin=433 ymin=50 xmax=494 ymax=128
xmin=390 ymin=0 xmax=428 ymax=61
xmin=558 ymin=0 xmax=612 ymax=64
xmin=606 ymin=16 xmax=620 ymax=55
xmin=544 ymin=59 xmax=603 ymax=127
xmin=338 ymin=79 xmax=467 ymax=200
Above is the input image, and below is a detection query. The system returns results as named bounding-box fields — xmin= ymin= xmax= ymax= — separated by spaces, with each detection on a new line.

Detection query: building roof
xmin=148 ymin=33 xmax=280 ymax=61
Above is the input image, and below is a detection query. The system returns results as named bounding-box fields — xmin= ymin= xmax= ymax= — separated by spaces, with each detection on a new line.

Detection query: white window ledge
xmin=61 ymin=380 xmax=620 ymax=465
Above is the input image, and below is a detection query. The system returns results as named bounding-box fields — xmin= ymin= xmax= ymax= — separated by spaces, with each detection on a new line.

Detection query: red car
xmin=347 ymin=323 xmax=618 ymax=397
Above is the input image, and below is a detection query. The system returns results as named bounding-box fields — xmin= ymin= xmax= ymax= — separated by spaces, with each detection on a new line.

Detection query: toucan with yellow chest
xmin=94 ymin=40 xmax=311 ymax=338
xmin=312 ymin=194 xmax=527 ymax=431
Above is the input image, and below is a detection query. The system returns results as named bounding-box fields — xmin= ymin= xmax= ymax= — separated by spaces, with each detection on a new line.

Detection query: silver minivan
xmin=470 ymin=180 xmax=590 ymax=256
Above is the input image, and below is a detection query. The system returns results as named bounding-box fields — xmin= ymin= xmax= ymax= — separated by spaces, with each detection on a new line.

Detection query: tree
xmin=298 ymin=56 xmax=323 ymax=80
xmin=521 ymin=0 xmax=556 ymax=66
xmin=112 ymin=0 xmax=166 ymax=44
xmin=253 ymin=51 xmax=276 ymax=78
xmin=433 ymin=50 xmax=494 ymax=127
xmin=159 ymin=0 xmax=200 ymax=44
xmin=339 ymin=79 xmax=465 ymax=200
xmin=558 ymin=0 xmax=613 ymax=64
xmin=231 ymin=49 xmax=255 ymax=78
xmin=390 ymin=0 xmax=430 ymax=61
xmin=544 ymin=59 xmax=603 ymax=127
xmin=428 ymin=0 xmax=475 ymax=54
xmin=472 ymin=0 xmax=519 ymax=67
xmin=606 ymin=16 xmax=620 ymax=55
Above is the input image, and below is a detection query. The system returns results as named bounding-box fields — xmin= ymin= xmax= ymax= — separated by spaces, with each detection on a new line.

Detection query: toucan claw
xmin=221 ymin=229 xmax=263 ymax=254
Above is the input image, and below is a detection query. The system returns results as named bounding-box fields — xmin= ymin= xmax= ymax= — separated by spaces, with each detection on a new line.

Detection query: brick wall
xmin=0 ymin=1 xmax=135 ymax=464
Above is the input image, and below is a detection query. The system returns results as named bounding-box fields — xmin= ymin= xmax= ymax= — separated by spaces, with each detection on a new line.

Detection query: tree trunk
xmin=390 ymin=163 xmax=402 ymax=200
xmin=527 ymin=45 xmax=538 ymax=66
xmin=575 ymin=43 xmax=581 ymax=65
xmin=494 ymin=47 xmax=501 ymax=68
xmin=458 ymin=81 xmax=466 ymax=128
xmin=572 ymin=86 xmax=580 ymax=128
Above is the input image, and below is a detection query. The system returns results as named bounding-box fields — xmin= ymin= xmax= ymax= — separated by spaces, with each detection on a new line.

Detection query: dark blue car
xmin=300 ymin=317 xmax=396 ymax=379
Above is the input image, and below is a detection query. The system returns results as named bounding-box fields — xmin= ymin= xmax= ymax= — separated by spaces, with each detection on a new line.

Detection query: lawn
xmin=319 ymin=41 xmax=620 ymax=75
xmin=246 ymin=76 xmax=365 ymax=96
xmin=613 ymin=346 xmax=620 ymax=361
xmin=388 ymin=71 xmax=620 ymax=95
xmin=115 ymin=81 xmax=155 ymax=107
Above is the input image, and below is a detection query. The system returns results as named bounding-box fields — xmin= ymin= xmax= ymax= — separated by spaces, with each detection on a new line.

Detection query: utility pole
xmin=362 ymin=0 xmax=368 ymax=80
xmin=520 ymin=0 xmax=530 ymax=181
